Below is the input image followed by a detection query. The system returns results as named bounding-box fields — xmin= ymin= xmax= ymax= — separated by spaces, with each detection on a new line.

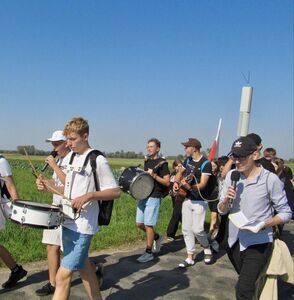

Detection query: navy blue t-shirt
xmin=183 ymin=156 xmax=215 ymax=201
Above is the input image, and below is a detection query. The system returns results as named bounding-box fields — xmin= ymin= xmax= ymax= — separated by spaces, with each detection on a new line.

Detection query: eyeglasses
xmin=229 ymin=154 xmax=249 ymax=162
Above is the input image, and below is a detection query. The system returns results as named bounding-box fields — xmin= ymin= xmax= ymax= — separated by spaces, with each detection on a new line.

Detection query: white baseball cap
xmin=46 ymin=130 xmax=66 ymax=142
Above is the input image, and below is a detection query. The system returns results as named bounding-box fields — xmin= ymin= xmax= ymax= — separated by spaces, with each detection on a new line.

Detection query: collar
xmin=241 ymin=166 xmax=264 ymax=186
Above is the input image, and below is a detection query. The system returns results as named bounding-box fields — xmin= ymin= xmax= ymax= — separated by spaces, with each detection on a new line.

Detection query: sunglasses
xmin=229 ymin=154 xmax=250 ymax=162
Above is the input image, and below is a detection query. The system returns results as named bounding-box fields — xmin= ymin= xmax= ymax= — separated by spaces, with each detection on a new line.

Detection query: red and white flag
xmin=208 ymin=118 xmax=222 ymax=161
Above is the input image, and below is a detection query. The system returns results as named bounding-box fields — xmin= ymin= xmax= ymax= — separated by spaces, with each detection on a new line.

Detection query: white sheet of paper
xmin=229 ymin=211 xmax=250 ymax=228
xmin=229 ymin=211 xmax=265 ymax=233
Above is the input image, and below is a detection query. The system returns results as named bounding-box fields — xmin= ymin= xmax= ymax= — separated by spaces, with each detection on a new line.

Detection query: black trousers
xmin=166 ymin=196 xmax=182 ymax=238
xmin=215 ymin=213 xmax=229 ymax=246
xmin=226 ymin=241 xmax=272 ymax=300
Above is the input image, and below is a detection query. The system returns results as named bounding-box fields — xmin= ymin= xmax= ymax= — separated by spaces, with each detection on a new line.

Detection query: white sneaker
xmin=152 ymin=234 xmax=164 ymax=253
xmin=211 ymin=240 xmax=219 ymax=253
xmin=137 ymin=252 xmax=154 ymax=263
xmin=204 ymin=248 xmax=213 ymax=265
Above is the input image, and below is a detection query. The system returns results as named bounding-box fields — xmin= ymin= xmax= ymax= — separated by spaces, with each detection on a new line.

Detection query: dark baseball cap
xmin=231 ymin=137 xmax=257 ymax=157
xmin=247 ymin=133 xmax=262 ymax=146
xmin=181 ymin=138 xmax=202 ymax=149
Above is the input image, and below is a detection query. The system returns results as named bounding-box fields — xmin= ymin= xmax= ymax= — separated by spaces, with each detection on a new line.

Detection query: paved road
xmin=0 ymin=224 xmax=293 ymax=299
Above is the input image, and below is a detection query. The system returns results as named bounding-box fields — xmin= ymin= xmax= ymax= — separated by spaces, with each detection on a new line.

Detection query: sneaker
xmin=211 ymin=240 xmax=219 ymax=253
xmin=35 ymin=282 xmax=55 ymax=296
xmin=166 ymin=236 xmax=175 ymax=242
xmin=2 ymin=265 xmax=27 ymax=289
xmin=152 ymin=234 xmax=164 ymax=253
xmin=137 ymin=252 xmax=154 ymax=263
xmin=204 ymin=248 xmax=213 ymax=265
xmin=95 ymin=263 xmax=104 ymax=288
xmin=178 ymin=258 xmax=195 ymax=268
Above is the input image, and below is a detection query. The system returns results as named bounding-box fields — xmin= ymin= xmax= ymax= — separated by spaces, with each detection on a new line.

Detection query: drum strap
xmin=69 ymin=150 xmax=114 ymax=226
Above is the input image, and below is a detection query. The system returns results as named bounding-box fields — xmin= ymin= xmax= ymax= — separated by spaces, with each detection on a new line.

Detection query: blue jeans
xmin=61 ymin=227 xmax=93 ymax=270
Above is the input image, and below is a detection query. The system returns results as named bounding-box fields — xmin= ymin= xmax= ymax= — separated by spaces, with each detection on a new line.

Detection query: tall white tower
xmin=237 ymin=86 xmax=253 ymax=137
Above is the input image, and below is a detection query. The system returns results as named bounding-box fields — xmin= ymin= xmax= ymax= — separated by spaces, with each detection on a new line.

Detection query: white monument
xmin=237 ymin=86 xmax=253 ymax=137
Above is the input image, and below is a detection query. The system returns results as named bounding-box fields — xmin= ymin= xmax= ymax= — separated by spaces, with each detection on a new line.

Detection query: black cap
xmin=231 ymin=137 xmax=257 ymax=157
xmin=247 ymin=133 xmax=262 ymax=146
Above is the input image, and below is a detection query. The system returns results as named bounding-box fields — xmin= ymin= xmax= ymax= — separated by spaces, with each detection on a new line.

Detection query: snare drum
xmin=10 ymin=200 xmax=62 ymax=229
xmin=119 ymin=167 xmax=154 ymax=200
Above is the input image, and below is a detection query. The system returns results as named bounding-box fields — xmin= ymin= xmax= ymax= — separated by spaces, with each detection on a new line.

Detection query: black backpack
xmin=0 ymin=155 xmax=11 ymax=200
xmin=69 ymin=150 xmax=114 ymax=226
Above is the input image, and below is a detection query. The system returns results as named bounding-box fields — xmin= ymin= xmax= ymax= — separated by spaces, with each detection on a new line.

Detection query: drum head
xmin=130 ymin=173 xmax=154 ymax=200
xmin=13 ymin=200 xmax=59 ymax=211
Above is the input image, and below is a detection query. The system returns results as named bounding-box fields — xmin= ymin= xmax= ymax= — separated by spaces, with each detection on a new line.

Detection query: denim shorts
xmin=61 ymin=226 xmax=93 ymax=271
xmin=136 ymin=197 xmax=161 ymax=226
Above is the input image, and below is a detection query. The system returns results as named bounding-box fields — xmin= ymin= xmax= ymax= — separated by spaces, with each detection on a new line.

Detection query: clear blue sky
xmin=0 ymin=0 xmax=293 ymax=158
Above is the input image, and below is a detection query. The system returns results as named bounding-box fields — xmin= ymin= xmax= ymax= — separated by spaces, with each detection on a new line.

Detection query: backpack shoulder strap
xmin=83 ymin=150 xmax=105 ymax=191
xmin=69 ymin=152 xmax=76 ymax=165
xmin=68 ymin=150 xmax=105 ymax=191
xmin=200 ymin=159 xmax=210 ymax=172
xmin=265 ymin=171 xmax=273 ymax=214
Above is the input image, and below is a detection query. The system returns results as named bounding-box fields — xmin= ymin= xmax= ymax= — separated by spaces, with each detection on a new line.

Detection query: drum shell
xmin=10 ymin=200 xmax=61 ymax=229
xmin=119 ymin=167 xmax=154 ymax=200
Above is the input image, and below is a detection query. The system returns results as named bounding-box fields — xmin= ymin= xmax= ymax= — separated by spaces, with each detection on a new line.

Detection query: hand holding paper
xmin=229 ymin=211 xmax=265 ymax=233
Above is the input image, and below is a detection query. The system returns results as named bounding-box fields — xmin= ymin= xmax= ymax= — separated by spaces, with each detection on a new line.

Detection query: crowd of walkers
xmin=0 ymin=121 xmax=293 ymax=300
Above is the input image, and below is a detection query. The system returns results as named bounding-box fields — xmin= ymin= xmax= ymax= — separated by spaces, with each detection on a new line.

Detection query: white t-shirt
xmin=0 ymin=156 xmax=12 ymax=230
xmin=63 ymin=149 xmax=118 ymax=235
xmin=52 ymin=153 xmax=70 ymax=206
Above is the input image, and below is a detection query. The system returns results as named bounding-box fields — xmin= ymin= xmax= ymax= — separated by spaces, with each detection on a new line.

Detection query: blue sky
xmin=0 ymin=0 xmax=293 ymax=158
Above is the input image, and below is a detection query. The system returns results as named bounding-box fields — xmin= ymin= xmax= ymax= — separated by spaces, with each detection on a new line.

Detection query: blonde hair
xmin=63 ymin=117 xmax=89 ymax=136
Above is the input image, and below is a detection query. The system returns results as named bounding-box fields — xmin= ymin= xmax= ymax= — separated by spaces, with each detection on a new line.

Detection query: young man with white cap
xmin=218 ymin=136 xmax=292 ymax=300
xmin=35 ymin=130 xmax=70 ymax=296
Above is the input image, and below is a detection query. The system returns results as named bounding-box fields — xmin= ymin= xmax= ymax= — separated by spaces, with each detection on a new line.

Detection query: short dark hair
xmin=218 ymin=156 xmax=230 ymax=167
xmin=172 ymin=158 xmax=183 ymax=169
xmin=263 ymin=147 xmax=277 ymax=157
xmin=148 ymin=138 xmax=161 ymax=148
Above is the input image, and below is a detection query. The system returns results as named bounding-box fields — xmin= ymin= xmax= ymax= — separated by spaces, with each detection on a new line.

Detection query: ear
xmin=252 ymin=150 xmax=259 ymax=160
xmin=83 ymin=133 xmax=89 ymax=141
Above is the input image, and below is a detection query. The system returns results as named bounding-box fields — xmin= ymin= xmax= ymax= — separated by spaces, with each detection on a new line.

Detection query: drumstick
xmin=23 ymin=149 xmax=71 ymax=202
xmin=24 ymin=148 xmax=39 ymax=178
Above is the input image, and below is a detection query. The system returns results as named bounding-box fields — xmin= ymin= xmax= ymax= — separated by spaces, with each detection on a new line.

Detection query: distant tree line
xmin=106 ymin=150 xmax=145 ymax=159
xmin=16 ymin=145 xmax=51 ymax=156
xmin=0 ymin=146 xmax=293 ymax=162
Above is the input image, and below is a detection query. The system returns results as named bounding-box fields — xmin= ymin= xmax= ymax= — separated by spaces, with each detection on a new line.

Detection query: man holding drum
xmin=38 ymin=117 xmax=120 ymax=300
xmin=136 ymin=138 xmax=170 ymax=263
xmin=35 ymin=130 xmax=70 ymax=296
xmin=0 ymin=155 xmax=27 ymax=289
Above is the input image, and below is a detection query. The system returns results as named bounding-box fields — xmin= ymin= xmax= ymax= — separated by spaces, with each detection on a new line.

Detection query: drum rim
xmin=11 ymin=200 xmax=60 ymax=212
xmin=129 ymin=172 xmax=154 ymax=200
xmin=10 ymin=219 xmax=60 ymax=229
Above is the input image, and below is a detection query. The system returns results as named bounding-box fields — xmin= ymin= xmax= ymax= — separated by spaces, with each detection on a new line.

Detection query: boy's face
xmin=184 ymin=146 xmax=196 ymax=157
xmin=231 ymin=151 xmax=257 ymax=173
xmin=51 ymin=141 xmax=68 ymax=157
xmin=66 ymin=132 xmax=88 ymax=154
xmin=147 ymin=141 xmax=160 ymax=156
